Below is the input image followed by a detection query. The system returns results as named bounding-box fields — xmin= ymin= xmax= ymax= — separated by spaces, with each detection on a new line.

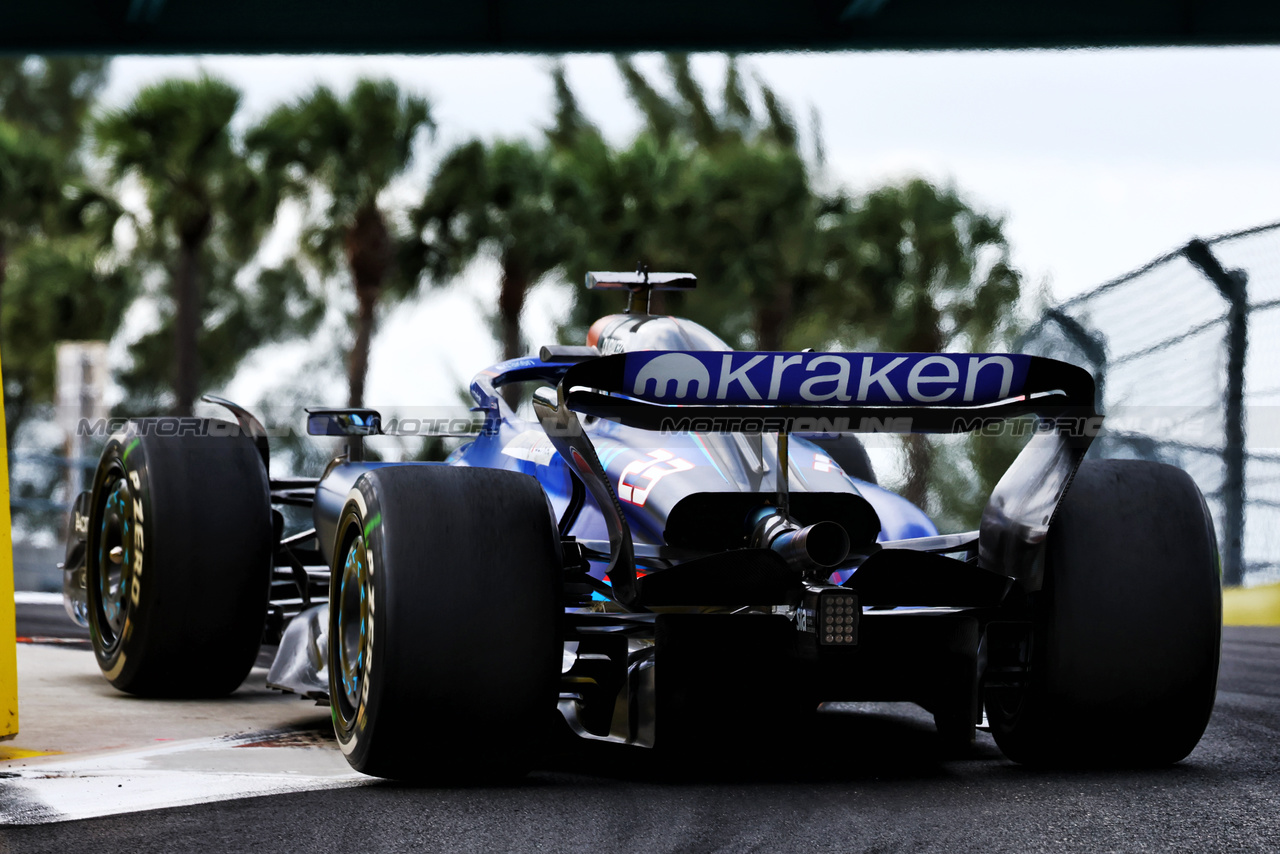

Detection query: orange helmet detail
xmin=587 ymin=316 xmax=610 ymax=348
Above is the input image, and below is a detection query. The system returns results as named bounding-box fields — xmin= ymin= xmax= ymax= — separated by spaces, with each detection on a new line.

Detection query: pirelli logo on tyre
xmin=624 ymin=351 xmax=1032 ymax=407
xmin=127 ymin=468 xmax=145 ymax=608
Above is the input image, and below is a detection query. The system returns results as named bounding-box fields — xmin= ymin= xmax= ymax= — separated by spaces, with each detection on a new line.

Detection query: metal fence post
xmin=1042 ymin=307 xmax=1108 ymax=412
xmin=1184 ymin=239 xmax=1248 ymax=586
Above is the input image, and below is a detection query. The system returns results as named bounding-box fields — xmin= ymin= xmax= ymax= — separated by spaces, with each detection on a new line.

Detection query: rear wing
xmin=557 ymin=350 xmax=1096 ymax=433
xmin=527 ymin=349 xmax=1100 ymax=605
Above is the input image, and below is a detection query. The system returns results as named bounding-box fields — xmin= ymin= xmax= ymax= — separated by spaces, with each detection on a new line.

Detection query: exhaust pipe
xmin=771 ymin=521 xmax=850 ymax=569
xmin=750 ymin=510 xmax=851 ymax=571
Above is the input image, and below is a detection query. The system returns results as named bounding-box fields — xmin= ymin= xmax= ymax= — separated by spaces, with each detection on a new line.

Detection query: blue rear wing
xmin=531 ymin=348 xmax=1101 ymax=603
xmin=558 ymin=350 xmax=1096 ymax=433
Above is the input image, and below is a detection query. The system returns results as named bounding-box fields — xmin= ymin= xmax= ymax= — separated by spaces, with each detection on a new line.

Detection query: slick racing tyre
xmin=987 ymin=459 xmax=1222 ymax=766
xmin=85 ymin=419 xmax=273 ymax=697
xmin=328 ymin=465 xmax=562 ymax=782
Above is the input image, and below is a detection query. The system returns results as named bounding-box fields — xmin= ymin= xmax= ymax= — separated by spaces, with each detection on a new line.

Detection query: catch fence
xmin=1022 ymin=220 xmax=1280 ymax=587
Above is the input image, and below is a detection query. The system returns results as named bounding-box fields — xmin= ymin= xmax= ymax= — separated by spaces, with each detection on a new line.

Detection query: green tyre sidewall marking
xmin=85 ymin=432 xmax=147 ymax=684
xmin=83 ymin=419 xmax=274 ymax=698
xmin=326 ymin=465 xmax=563 ymax=782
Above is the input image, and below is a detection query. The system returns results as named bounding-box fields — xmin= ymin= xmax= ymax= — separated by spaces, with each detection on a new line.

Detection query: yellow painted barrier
xmin=0 ymin=351 xmax=16 ymax=740
xmin=1223 ymin=583 xmax=1280 ymax=627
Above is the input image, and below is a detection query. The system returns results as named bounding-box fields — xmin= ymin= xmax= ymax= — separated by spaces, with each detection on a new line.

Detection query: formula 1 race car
xmin=61 ymin=271 xmax=1222 ymax=780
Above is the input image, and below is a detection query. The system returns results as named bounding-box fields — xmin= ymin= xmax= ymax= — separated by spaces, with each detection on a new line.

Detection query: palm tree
xmin=814 ymin=178 xmax=1023 ymax=513
xmin=414 ymin=137 xmax=573 ymax=407
xmin=547 ymin=61 xmax=1023 ymax=522
xmin=545 ymin=62 xmax=700 ymax=330
xmin=552 ymin=56 xmax=827 ymax=351
xmin=247 ymin=79 xmax=433 ymax=408
xmin=95 ymin=76 xmax=273 ymax=416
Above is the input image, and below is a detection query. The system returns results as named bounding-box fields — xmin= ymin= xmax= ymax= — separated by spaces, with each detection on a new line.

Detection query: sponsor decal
xmin=497 ymin=356 xmax=543 ymax=372
xmin=616 ymin=450 xmax=694 ymax=506
xmin=632 ymin=353 xmax=712 ymax=399
xmin=128 ymin=469 xmax=145 ymax=607
xmin=796 ymin=603 xmax=815 ymax=634
xmin=500 ymin=432 xmax=558 ymax=466
xmin=813 ymin=453 xmax=834 ymax=473
xmin=598 ymin=336 xmax=627 ymax=356
xmin=624 ymin=351 xmax=1031 ymax=407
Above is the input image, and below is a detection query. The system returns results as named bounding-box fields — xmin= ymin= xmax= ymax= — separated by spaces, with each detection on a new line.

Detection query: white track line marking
xmin=1 ymin=730 xmax=372 ymax=825
xmin=13 ymin=592 xmax=63 ymax=606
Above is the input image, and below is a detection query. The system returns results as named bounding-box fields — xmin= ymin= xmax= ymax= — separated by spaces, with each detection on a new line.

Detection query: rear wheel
xmin=987 ymin=459 xmax=1222 ymax=766
xmin=328 ymin=464 xmax=563 ymax=781
xmin=85 ymin=419 xmax=273 ymax=697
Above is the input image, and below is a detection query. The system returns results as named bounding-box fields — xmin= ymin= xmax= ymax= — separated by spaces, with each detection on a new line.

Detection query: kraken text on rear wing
xmin=557 ymin=350 xmax=1096 ymax=434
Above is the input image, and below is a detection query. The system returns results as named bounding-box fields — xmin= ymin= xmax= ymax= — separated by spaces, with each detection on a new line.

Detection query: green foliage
xmin=415 ymin=135 xmax=575 ymax=393
xmin=800 ymin=178 xmax=1024 ymax=520
xmin=95 ymin=76 xmax=272 ymax=256
xmin=0 ymin=58 xmax=121 ymax=250
xmin=94 ymin=75 xmax=310 ymax=415
xmin=115 ymin=260 xmax=327 ymax=411
xmin=411 ymin=435 xmax=450 ymax=462
xmin=547 ymin=57 xmax=1024 ymax=526
xmin=1 ymin=238 xmax=133 ymax=423
xmin=417 ymin=139 xmax=570 ymax=284
xmin=247 ymin=78 xmax=434 ymax=406
xmin=0 ymin=122 xmax=62 ymax=239
xmin=0 ymin=57 xmax=121 ymax=450
xmin=928 ymin=422 xmax=1031 ymax=533
xmin=812 ymin=178 xmax=1021 ymax=353
xmin=553 ymin=55 xmax=821 ymax=351
xmin=0 ymin=57 xmax=118 ymax=258
xmin=0 ymin=56 xmax=108 ymax=157
xmin=0 ymin=58 xmax=122 ymax=538
xmin=248 ymin=79 xmax=433 ymax=240
xmin=0 ymin=55 xmax=1031 ymax=547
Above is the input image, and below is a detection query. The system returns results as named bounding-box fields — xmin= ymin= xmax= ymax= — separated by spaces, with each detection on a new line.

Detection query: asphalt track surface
xmin=5 ymin=604 xmax=1280 ymax=853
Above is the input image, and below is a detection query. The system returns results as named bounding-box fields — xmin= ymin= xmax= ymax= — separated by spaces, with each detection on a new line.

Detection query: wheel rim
xmin=336 ymin=534 xmax=371 ymax=716
xmin=95 ymin=474 xmax=133 ymax=650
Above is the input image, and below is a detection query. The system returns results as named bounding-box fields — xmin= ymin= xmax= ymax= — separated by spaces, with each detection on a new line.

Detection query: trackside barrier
xmin=1223 ymin=583 xmax=1280 ymax=627
xmin=1022 ymin=222 xmax=1280 ymax=589
xmin=0 ymin=351 xmax=16 ymax=740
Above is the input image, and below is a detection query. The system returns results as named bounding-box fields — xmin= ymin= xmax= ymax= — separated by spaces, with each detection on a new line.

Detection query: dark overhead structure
xmin=7 ymin=0 xmax=1280 ymax=54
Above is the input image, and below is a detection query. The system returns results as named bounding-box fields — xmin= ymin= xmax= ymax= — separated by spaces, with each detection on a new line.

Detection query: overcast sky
xmin=99 ymin=48 xmax=1280 ymax=410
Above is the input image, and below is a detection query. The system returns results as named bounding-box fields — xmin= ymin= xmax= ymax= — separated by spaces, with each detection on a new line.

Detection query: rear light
xmin=797 ymin=585 xmax=859 ymax=646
